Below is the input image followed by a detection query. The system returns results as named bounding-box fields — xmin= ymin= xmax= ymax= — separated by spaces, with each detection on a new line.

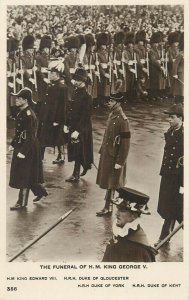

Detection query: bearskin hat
xmin=22 ymin=35 xmax=34 ymax=51
xmin=7 ymin=37 xmax=18 ymax=52
xmin=179 ymin=32 xmax=184 ymax=51
xmin=168 ymin=32 xmax=180 ymax=45
xmin=114 ymin=31 xmax=125 ymax=45
xmin=85 ymin=33 xmax=95 ymax=49
xmin=125 ymin=32 xmax=135 ymax=45
xmin=96 ymin=32 xmax=111 ymax=48
xmin=65 ymin=36 xmax=80 ymax=50
xmin=150 ymin=32 xmax=162 ymax=44
xmin=135 ymin=30 xmax=146 ymax=43
xmin=39 ymin=35 xmax=52 ymax=51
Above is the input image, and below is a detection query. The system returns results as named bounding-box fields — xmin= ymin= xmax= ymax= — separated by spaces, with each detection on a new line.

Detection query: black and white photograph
xmin=1 ymin=2 xmax=188 ymax=300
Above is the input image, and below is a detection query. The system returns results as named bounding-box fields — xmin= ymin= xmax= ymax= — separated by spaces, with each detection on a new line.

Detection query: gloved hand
xmin=17 ymin=152 xmax=25 ymax=159
xmin=71 ymin=131 xmax=79 ymax=139
xmin=114 ymin=163 xmax=122 ymax=169
xmin=9 ymin=145 xmax=14 ymax=151
xmin=64 ymin=125 xmax=69 ymax=133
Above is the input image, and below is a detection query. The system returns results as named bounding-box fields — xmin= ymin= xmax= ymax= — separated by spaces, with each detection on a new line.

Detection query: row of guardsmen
xmin=7 ymin=29 xmax=184 ymax=116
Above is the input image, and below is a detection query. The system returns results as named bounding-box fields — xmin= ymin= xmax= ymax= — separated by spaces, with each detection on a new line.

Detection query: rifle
xmin=88 ymin=50 xmax=93 ymax=84
xmin=16 ymin=46 xmax=24 ymax=88
xmin=95 ymin=52 xmax=101 ymax=82
xmin=108 ymin=44 xmax=112 ymax=85
xmin=113 ymin=46 xmax=118 ymax=80
xmin=133 ymin=52 xmax=138 ymax=80
xmin=121 ymin=44 xmax=126 ymax=79
xmin=12 ymin=51 xmax=16 ymax=93
xmin=33 ymin=47 xmax=38 ymax=91
xmin=146 ymin=50 xmax=150 ymax=78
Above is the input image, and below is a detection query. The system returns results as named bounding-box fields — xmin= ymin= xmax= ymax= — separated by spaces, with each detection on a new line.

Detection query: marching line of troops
xmin=7 ymin=28 xmax=184 ymax=262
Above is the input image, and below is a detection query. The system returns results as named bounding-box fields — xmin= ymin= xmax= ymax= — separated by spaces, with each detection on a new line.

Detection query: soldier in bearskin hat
xmin=172 ymin=32 xmax=184 ymax=103
xmin=83 ymin=33 xmax=98 ymax=102
xmin=64 ymin=35 xmax=81 ymax=101
xmin=102 ymin=187 xmax=157 ymax=262
xmin=9 ymin=88 xmax=48 ymax=210
xmin=124 ymin=32 xmax=137 ymax=102
xmin=96 ymin=32 xmax=111 ymax=107
xmin=134 ymin=30 xmax=149 ymax=101
xmin=65 ymin=68 xmax=93 ymax=182
xmin=21 ymin=34 xmax=38 ymax=102
xmin=7 ymin=36 xmax=19 ymax=117
xmin=35 ymin=35 xmax=52 ymax=119
xmin=149 ymin=32 xmax=166 ymax=101
xmin=111 ymin=31 xmax=126 ymax=95
xmin=167 ymin=31 xmax=180 ymax=97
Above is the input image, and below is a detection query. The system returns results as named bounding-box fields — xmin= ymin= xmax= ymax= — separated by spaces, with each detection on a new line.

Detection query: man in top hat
xmin=65 ymin=68 xmax=93 ymax=182
xmin=155 ymin=104 xmax=183 ymax=246
xmin=102 ymin=187 xmax=157 ymax=262
xmin=96 ymin=81 xmax=130 ymax=216
xmin=9 ymin=88 xmax=48 ymax=210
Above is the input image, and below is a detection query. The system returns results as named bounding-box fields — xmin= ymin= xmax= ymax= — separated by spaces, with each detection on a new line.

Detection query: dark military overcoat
xmin=38 ymin=79 xmax=66 ymax=147
xmin=66 ymin=86 xmax=93 ymax=168
xmin=172 ymin=52 xmax=184 ymax=97
xmin=96 ymin=105 xmax=130 ymax=190
xmin=149 ymin=46 xmax=166 ymax=90
xmin=157 ymin=125 xmax=183 ymax=221
xmin=9 ymin=106 xmax=44 ymax=189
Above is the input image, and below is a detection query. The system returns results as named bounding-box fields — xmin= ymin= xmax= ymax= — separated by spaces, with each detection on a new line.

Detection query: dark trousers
xmin=17 ymin=184 xmax=47 ymax=207
xmin=104 ymin=189 xmax=115 ymax=210
xmin=72 ymin=160 xmax=81 ymax=179
xmin=159 ymin=219 xmax=176 ymax=240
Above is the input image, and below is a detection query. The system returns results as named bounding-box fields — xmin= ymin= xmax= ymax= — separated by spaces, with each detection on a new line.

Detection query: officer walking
xmin=65 ymin=68 xmax=93 ymax=182
xmin=96 ymin=82 xmax=130 ymax=216
xmin=9 ymin=88 xmax=48 ymax=210
xmin=155 ymin=104 xmax=184 ymax=246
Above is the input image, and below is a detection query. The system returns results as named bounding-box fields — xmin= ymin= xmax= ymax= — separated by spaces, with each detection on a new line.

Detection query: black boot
xmin=10 ymin=189 xmax=25 ymax=211
xmin=52 ymin=153 xmax=65 ymax=164
xmin=65 ymin=161 xmax=80 ymax=182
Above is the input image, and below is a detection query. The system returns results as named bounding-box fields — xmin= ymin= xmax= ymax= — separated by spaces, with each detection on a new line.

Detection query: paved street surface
xmin=6 ymin=100 xmax=183 ymax=262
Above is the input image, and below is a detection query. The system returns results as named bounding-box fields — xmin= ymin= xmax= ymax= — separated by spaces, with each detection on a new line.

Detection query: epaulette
xmin=26 ymin=110 xmax=31 ymax=116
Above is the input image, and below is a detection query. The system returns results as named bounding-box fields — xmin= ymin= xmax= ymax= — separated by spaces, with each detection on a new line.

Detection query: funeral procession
xmin=6 ymin=5 xmax=184 ymax=262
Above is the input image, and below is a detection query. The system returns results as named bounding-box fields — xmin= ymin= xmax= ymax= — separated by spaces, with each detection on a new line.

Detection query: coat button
xmin=173 ymin=147 xmax=175 ymax=149
xmin=171 ymin=153 xmax=173 ymax=156
xmin=169 ymin=166 xmax=171 ymax=169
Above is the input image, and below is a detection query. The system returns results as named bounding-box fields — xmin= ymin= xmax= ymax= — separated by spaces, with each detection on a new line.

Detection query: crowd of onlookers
xmin=7 ymin=5 xmax=184 ymax=43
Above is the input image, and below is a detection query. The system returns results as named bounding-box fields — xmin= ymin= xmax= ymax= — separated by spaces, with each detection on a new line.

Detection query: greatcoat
xmin=66 ymin=86 xmax=93 ymax=168
xmin=96 ymin=105 xmax=130 ymax=190
xmin=9 ymin=106 xmax=44 ymax=189
xmin=157 ymin=125 xmax=183 ymax=221
xmin=172 ymin=51 xmax=184 ymax=97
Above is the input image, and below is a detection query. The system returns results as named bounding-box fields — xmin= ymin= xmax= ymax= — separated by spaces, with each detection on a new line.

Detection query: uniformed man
xmin=96 ymin=83 xmax=130 ymax=216
xmin=65 ymin=68 xmax=93 ymax=182
xmin=102 ymin=187 xmax=157 ymax=262
xmin=149 ymin=32 xmax=166 ymax=101
xmin=155 ymin=103 xmax=183 ymax=246
xmin=96 ymin=32 xmax=111 ymax=107
xmin=38 ymin=63 xmax=67 ymax=163
xmin=134 ymin=30 xmax=149 ymax=100
xmin=64 ymin=36 xmax=80 ymax=101
xmin=172 ymin=32 xmax=184 ymax=104
xmin=9 ymin=88 xmax=48 ymax=210
xmin=167 ymin=31 xmax=180 ymax=98
xmin=124 ymin=32 xmax=137 ymax=102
